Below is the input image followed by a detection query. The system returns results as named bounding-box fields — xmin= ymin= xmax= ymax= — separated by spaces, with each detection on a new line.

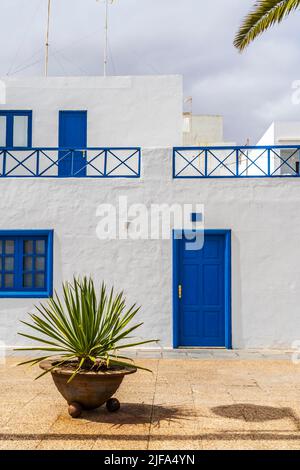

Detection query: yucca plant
xmin=16 ymin=277 xmax=157 ymax=381
xmin=234 ymin=0 xmax=300 ymax=51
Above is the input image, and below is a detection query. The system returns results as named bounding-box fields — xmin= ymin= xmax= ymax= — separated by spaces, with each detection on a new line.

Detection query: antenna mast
xmin=45 ymin=0 xmax=51 ymax=76
xmin=103 ymin=0 xmax=108 ymax=76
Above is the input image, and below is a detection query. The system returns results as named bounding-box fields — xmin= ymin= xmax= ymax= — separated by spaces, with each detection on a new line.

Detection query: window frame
xmin=0 ymin=111 xmax=32 ymax=149
xmin=0 ymin=230 xmax=53 ymax=298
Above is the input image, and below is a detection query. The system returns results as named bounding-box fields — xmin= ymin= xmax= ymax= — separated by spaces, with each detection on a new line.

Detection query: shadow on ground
xmin=211 ymin=403 xmax=300 ymax=430
xmin=82 ymin=402 xmax=195 ymax=427
xmin=2 ymin=403 xmax=300 ymax=444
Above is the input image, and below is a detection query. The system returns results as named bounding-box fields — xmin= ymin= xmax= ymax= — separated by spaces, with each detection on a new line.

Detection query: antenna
xmin=44 ymin=0 xmax=112 ymax=77
xmin=98 ymin=0 xmax=113 ymax=76
xmin=45 ymin=0 xmax=51 ymax=76
xmin=104 ymin=0 xmax=108 ymax=76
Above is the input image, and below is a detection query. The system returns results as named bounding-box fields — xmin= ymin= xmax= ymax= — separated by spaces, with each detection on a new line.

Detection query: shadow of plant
xmin=211 ymin=403 xmax=300 ymax=430
xmin=2 ymin=403 xmax=300 ymax=444
xmin=81 ymin=402 xmax=195 ymax=428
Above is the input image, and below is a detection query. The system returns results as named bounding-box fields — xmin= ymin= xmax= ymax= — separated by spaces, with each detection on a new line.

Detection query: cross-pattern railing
xmin=0 ymin=147 xmax=141 ymax=178
xmin=173 ymin=146 xmax=300 ymax=178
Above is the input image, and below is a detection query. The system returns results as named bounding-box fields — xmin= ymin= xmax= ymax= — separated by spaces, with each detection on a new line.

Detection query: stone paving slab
xmin=3 ymin=347 xmax=294 ymax=360
xmin=118 ymin=348 xmax=293 ymax=360
xmin=0 ymin=356 xmax=299 ymax=450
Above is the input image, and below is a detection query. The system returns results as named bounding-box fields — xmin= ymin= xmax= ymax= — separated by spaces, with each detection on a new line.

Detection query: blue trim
xmin=0 ymin=147 xmax=141 ymax=151
xmin=173 ymin=146 xmax=300 ymax=179
xmin=172 ymin=233 xmax=179 ymax=349
xmin=0 ymin=229 xmax=53 ymax=298
xmin=172 ymin=229 xmax=232 ymax=349
xmin=224 ymin=230 xmax=232 ymax=349
xmin=47 ymin=230 xmax=54 ymax=298
xmin=0 ymin=147 xmax=141 ymax=178
xmin=174 ymin=145 xmax=300 ymax=150
xmin=0 ymin=111 xmax=32 ymax=148
xmin=0 ymin=292 xmax=51 ymax=299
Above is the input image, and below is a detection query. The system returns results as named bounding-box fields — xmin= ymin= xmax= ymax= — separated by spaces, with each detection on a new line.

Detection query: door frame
xmin=172 ymin=229 xmax=232 ymax=349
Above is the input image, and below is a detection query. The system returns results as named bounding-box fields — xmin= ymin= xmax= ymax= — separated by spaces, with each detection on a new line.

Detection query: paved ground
xmin=123 ymin=348 xmax=293 ymax=360
xmin=0 ymin=354 xmax=300 ymax=450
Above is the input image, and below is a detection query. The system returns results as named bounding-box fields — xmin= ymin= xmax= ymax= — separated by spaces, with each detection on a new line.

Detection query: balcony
xmin=0 ymin=147 xmax=141 ymax=178
xmin=173 ymin=146 xmax=300 ymax=178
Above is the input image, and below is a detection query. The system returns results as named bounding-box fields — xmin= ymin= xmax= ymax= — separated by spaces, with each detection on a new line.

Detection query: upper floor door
xmin=58 ymin=111 xmax=87 ymax=177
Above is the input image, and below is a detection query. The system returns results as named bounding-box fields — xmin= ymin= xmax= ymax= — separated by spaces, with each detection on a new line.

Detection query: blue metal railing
xmin=0 ymin=147 xmax=141 ymax=178
xmin=173 ymin=146 xmax=300 ymax=178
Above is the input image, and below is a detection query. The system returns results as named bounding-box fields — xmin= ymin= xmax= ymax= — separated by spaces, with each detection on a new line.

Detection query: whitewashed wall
xmin=0 ymin=76 xmax=183 ymax=148
xmin=251 ymin=122 xmax=300 ymax=176
xmin=183 ymin=114 xmax=224 ymax=146
xmin=275 ymin=121 xmax=300 ymax=144
xmin=1 ymin=148 xmax=300 ymax=351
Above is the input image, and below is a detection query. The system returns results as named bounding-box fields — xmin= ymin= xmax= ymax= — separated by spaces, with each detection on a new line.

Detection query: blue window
xmin=0 ymin=111 xmax=32 ymax=148
xmin=0 ymin=230 xmax=53 ymax=298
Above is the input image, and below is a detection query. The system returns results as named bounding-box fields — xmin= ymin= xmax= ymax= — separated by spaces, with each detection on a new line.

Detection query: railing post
xmin=172 ymin=149 xmax=176 ymax=178
xmin=138 ymin=148 xmax=141 ymax=178
xmin=236 ymin=149 xmax=239 ymax=177
xmin=104 ymin=149 xmax=108 ymax=177
xmin=82 ymin=149 xmax=86 ymax=176
xmin=205 ymin=149 xmax=208 ymax=177
xmin=3 ymin=150 xmax=6 ymax=176
xmin=71 ymin=149 xmax=74 ymax=177
xmin=268 ymin=148 xmax=271 ymax=177
xmin=36 ymin=150 xmax=39 ymax=176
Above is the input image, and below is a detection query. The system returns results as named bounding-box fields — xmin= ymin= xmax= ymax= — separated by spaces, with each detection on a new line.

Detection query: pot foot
xmin=106 ymin=398 xmax=120 ymax=412
xmin=68 ymin=402 xmax=83 ymax=418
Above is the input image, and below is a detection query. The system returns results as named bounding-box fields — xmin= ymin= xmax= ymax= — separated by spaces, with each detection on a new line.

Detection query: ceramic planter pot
xmin=39 ymin=359 xmax=136 ymax=417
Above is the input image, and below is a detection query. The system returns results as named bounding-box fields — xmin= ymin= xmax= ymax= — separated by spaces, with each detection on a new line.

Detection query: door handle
xmin=178 ymin=284 xmax=182 ymax=299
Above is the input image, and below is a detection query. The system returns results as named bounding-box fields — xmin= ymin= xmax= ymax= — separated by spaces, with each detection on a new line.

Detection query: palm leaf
xmin=108 ymin=358 xmax=152 ymax=373
xmin=234 ymin=0 xmax=300 ymax=51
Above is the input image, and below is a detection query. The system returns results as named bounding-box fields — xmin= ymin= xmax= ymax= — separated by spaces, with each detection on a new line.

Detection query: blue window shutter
xmin=0 ymin=230 xmax=53 ymax=298
xmin=0 ymin=111 xmax=32 ymax=148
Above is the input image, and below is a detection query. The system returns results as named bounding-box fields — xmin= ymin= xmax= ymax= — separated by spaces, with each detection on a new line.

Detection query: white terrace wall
xmin=275 ymin=121 xmax=300 ymax=144
xmin=248 ymin=122 xmax=300 ymax=176
xmin=0 ymin=76 xmax=183 ymax=148
xmin=1 ymin=148 xmax=300 ymax=351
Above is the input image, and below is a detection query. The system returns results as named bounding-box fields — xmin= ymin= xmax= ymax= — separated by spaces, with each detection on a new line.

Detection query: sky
xmin=1 ymin=0 xmax=300 ymax=144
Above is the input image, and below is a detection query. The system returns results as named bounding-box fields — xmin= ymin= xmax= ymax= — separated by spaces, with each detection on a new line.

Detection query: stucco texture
xmin=1 ymin=148 xmax=300 ymax=349
xmin=0 ymin=76 xmax=183 ymax=148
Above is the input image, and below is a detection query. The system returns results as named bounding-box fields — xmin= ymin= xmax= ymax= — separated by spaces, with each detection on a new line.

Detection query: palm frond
xmin=234 ymin=0 xmax=300 ymax=51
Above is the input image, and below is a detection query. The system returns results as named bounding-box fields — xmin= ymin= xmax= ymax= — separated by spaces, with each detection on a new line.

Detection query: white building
xmin=239 ymin=122 xmax=300 ymax=177
xmin=1 ymin=75 xmax=300 ymax=352
xmin=183 ymin=113 xmax=234 ymax=147
xmin=0 ymin=76 xmax=183 ymax=149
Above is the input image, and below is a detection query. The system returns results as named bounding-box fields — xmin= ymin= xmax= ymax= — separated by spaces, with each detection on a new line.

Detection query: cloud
xmin=0 ymin=0 xmax=300 ymax=143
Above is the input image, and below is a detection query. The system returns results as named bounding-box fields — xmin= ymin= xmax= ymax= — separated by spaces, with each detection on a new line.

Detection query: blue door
xmin=58 ymin=111 xmax=87 ymax=177
xmin=174 ymin=230 xmax=231 ymax=348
